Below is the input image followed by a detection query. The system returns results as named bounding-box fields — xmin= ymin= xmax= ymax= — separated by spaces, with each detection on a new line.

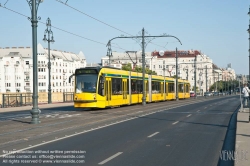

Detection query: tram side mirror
xmin=69 ymin=74 xmax=75 ymax=84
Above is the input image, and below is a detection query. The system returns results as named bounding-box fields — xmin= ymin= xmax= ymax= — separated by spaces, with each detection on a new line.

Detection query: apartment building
xmin=0 ymin=44 xmax=86 ymax=93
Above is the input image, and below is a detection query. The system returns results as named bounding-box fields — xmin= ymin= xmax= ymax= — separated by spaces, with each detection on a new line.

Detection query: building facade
xmin=0 ymin=44 xmax=86 ymax=93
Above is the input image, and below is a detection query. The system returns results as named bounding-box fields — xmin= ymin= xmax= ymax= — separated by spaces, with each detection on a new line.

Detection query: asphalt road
xmin=0 ymin=96 xmax=240 ymax=166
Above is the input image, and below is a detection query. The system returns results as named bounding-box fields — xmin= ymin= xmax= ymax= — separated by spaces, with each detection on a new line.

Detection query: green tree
xmin=122 ymin=64 xmax=157 ymax=75
xmin=134 ymin=66 xmax=142 ymax=73
xmin=122 ymin=63 xmax=132 ymax=71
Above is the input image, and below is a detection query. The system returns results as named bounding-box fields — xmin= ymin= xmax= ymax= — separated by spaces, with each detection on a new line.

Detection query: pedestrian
xmin=242 ymin=84 xmax=250 ymax=107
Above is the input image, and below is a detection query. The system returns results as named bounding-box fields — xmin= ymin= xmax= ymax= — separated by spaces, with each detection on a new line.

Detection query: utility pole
xmin=183 ymin=66 xmax=188 ymax=80
xmin=215 ymin=72 xmax=217 ymax=92
xmin=194 ymin=55 xmax=197 ymax=98
xmin=186 ymin=68 xmax=188 ymax=80
xmin=206 ymin=65 xmax=207 ymax=92
xmin=247 ymin=6 xmax=250 ymax=122
xmin=27 ymin=0 xmax=43 ymax=124
xmin=199 ymin=71 xmax=202 ymax=96
xmin=217 ymin=72 xmax=219 ymax=92
xmin=107 ymin=44 xmax=112 ymax=66
xmin=141 ymin=28 xmax=146 ymax=105
xmin=163 ymin=60 xmax=166 ymax=100
xmin=176 ymin=48 xmax=179 ymax=101
xmin=43 ymin=17 xmax=55 ymax=104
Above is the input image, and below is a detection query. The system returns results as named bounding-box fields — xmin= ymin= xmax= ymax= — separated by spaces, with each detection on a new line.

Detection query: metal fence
xmin=1 ymin=92 xmax=74 ymax=108
xmin=63 ymin=92 xmax=74 ymax=102
xmin=1 ymin=93 xmax=32 ymax=108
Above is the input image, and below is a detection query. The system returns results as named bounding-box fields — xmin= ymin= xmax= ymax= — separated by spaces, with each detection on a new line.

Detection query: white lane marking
xmin=197 ymin=110 xmax=200 ymax=112
xmin=147 ymin=132 xmax=159 ymax=138
xmin=166 ymin=145 xmax=170 ymax=147
xmin=204 ymin=107 xmax=207 ymax=109
xmin=172 ymin=121 xmax=179 ymax=125
xmin=186 ymin=114 xmax=192 ymax=117
xmin=98 ymin=152 xmax=123 ymax=165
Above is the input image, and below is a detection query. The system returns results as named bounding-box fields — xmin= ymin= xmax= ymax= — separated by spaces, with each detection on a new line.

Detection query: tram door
xmin=161 ymin=82 xmax=163 ymax=97
xmin=122 ymin=79 xmax=128 ymax=104
xmin=105 ymin=78 xmax=111 ymax=106
xmin=165 ymin=82 xmax=168 ymax=100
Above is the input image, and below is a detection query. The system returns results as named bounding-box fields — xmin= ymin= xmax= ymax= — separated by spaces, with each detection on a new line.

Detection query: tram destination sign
xmin=75 ymin=69 xmax=98 ymax=74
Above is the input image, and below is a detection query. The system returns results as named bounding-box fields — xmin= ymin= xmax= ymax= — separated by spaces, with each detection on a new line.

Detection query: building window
xmin=26 ymin=61 xmax=29 ymax=65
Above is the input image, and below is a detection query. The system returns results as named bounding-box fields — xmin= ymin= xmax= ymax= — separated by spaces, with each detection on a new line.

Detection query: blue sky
xmin=0 ymin=0 xmax=249 ymax=74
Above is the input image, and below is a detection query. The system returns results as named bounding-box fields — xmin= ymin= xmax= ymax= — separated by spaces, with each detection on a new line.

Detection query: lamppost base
xmin=30 ymin=119 xmax=41 ymax=124
xmin=30 ymin=108 xmax=41 ymax=124
xmin=142 ymin=98 xmax=146 ymax=106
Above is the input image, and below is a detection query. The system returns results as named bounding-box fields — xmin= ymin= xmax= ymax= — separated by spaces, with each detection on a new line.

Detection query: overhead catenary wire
xmin=4 ymin=0 xmax=9 ymax=6
xmin=0 ymin=4 xmax=128 ymax=51
xmin=55 ymin=0 xmax=169 ymax=49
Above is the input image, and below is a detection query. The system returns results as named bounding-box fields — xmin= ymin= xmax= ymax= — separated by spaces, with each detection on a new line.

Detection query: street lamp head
xmin=51 ymin=36 xmax=55 ymax=43
xmin=43 ymin=34 xmax=47 ymax=42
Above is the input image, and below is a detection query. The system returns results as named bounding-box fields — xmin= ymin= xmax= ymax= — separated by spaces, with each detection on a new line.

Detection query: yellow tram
xmin=69 ymin=66 xmax=190 ymax=108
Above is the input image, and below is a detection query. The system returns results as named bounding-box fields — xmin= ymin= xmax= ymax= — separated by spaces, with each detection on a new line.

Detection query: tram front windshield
xmin=75 ymin=74 xmax=98 ymax=93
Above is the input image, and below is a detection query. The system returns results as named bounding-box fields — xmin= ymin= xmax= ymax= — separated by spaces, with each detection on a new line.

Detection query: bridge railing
xmin=63 ymin=92 xmax=74 ymax=102
xmin=1 ymin=93 xmax=32 ymax=108
xmin=0 ymin=92 xmax=74 ymax=108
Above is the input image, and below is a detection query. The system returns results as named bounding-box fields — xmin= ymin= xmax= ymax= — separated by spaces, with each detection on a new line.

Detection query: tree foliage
xmin=209 ymin=80 xmax=240 ymax=92
xmin=122 ymin=63 xmax=157 ymax=75
xmin=122 ymin=63 xmax=132 ymax=71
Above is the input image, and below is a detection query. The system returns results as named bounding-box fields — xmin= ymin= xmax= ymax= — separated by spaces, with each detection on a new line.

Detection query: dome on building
xmin=37 ymin=43 xmax=46 ymax=54
xmin=78 ymin=51 xmax=85 ymax=59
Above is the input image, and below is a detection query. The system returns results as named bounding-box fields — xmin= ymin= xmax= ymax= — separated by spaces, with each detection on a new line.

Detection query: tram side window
xmin=112 ymin=78 xmax=122 ymax=95
xmin=127 ymin=79 xmax=129 ymax=94
xmin=131 ymin=79 xmax=137 ymax=94
xmin=136 ymin=80 xmax=143 ymax=93
xmin=152 ymin=81 xmax=160 ymax=93
xmin=168 ymin=83 xmax=174 ymax=93
xmin=165 ymin=83 xmax=168 ymax=94
xmin=131 ymin=79 xmax=143 ymax=94
xmin=178 ymin=84 xmax=183 ymax=92
xmin=184 ymin=84 xmax=187 ymax=93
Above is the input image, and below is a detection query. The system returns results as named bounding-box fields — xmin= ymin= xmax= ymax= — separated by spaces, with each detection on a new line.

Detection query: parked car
xmin=190 ymin=92 xmax=196 ymax=97
xmin=213 ymin=92 xmax=219 ymax=96
xmin=204 ymin=92 xmax=213 ymax=96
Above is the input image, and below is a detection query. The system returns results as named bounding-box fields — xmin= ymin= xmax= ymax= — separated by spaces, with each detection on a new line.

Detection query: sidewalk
xmin=235 ymin=108 xmax=250 ymax=166
xmin=0 ymin=102 xmax=74 ymax=113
